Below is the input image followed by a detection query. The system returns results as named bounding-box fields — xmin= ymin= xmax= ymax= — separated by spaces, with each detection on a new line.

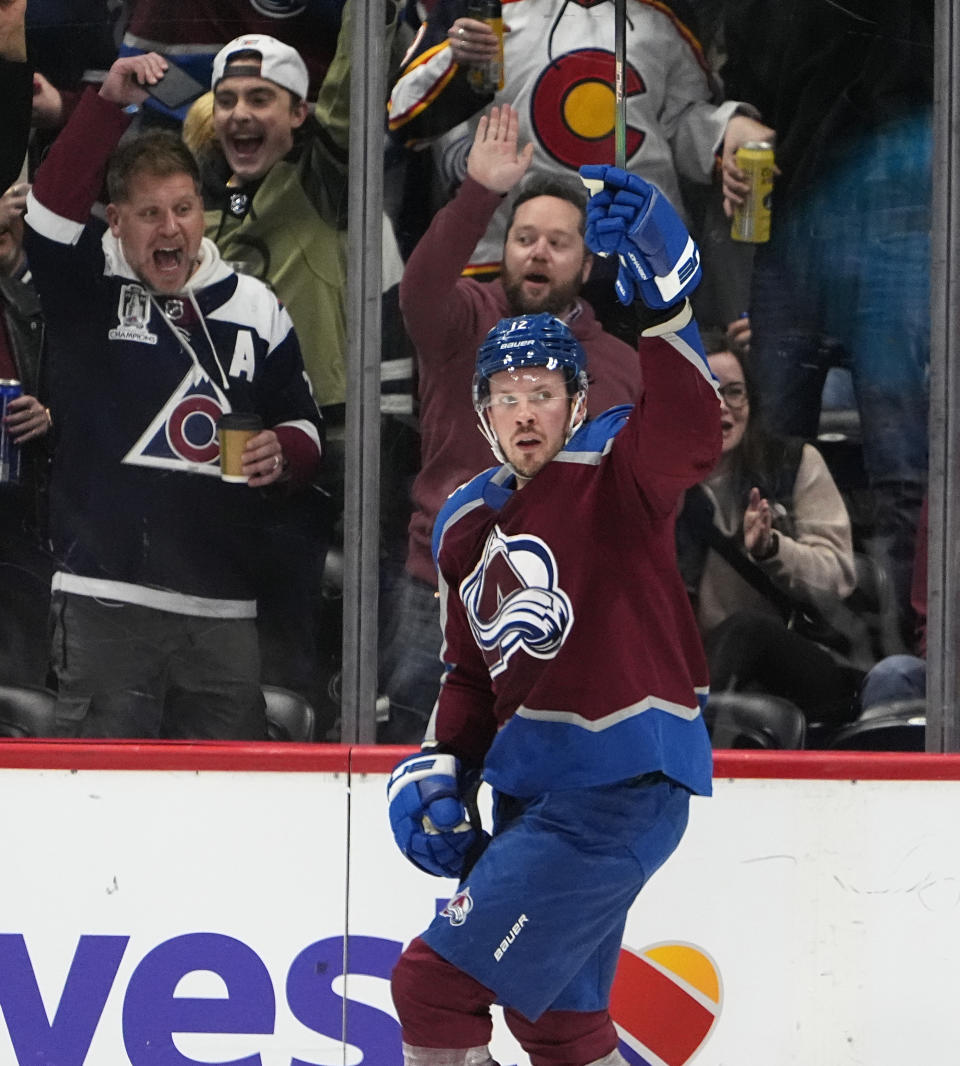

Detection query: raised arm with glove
xmin=580 ymin=163 xmax=702 ymax=309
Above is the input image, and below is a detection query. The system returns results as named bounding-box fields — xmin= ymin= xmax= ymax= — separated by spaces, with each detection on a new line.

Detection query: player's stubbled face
xmin=486 ymin=366 xmax=571 ymax=483
xmin=501 ymin=196 xmax=592 ymax=316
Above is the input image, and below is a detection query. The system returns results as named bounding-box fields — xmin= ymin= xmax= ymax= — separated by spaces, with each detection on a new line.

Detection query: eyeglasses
xmin=718 ymin=382 xmax=749 ymax=409
xmin=481 ymin=390 xmax=567 ymax=410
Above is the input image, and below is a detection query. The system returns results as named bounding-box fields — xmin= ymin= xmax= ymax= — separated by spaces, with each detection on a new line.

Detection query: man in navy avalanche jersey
xmin=387 ymin=165 xmax=721 ymax=1064
xmin=24 ymin=51 xmax=322 ymax=739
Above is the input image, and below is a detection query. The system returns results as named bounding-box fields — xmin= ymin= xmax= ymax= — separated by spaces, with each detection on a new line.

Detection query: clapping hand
xmin=744 ymin=486 xmax=775 ymax=559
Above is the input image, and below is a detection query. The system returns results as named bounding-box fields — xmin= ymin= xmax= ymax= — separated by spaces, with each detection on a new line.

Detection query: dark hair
xmin=708 ymin=343 xmax=788 ymax=495
xmin=699 ymin=325 xmax=729 ymax=356
xmin=107 ymin=131 xmax=201 ymax=204
xmin=506 ymin=173 xmax=588 ymax=237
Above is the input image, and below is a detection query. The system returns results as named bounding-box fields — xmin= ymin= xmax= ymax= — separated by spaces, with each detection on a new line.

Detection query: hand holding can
xmin=0 ymin=379 xmax=23 ymax=485
xmin=730 ymin=141 xmax=775 ymax=243
xmin=464 ymin=0 xmax=504 ymax=93
xmin=2 ymin=392 xmax=51 ymax=444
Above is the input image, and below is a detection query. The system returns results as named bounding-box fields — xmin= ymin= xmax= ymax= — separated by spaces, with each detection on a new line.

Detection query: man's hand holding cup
xmin=217 ymin=413 xmax=285 ymax=487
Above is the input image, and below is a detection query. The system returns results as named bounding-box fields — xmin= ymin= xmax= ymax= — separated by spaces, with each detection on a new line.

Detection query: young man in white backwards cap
xmin=199 ymin=10 xmax=395 ymax=721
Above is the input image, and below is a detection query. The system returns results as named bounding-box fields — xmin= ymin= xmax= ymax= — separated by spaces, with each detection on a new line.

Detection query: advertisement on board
xmin=0 ymin=754 xmax=957 ymax=1065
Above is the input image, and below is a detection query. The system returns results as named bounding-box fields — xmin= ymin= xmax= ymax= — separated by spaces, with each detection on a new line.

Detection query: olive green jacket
xmin=203 ymin=0 xmax=388 ymax=408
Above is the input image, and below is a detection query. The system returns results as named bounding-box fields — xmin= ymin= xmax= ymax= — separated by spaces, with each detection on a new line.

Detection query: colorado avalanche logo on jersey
xmin=123 ymin=365 xmax=229 ymax=475
xmin=460 ymin=526 xmax=574 ymax=678
xmin=441 ymin=887 xmax=473 ymax=927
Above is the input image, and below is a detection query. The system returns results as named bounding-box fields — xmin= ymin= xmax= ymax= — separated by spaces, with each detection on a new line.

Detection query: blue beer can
xmin=0 ymin=378 xmax=23 ymax=485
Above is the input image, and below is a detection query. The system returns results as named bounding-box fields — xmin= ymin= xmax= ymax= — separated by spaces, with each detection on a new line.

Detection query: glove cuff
xmin=650 ymin=234 xmax=699 ymax=304
xmin=633 ymin=296 xmax=693 ymax=336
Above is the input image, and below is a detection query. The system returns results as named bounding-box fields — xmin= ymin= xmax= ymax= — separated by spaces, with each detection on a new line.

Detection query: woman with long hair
xmin=676 ymin=335 xmax=865 ymax=730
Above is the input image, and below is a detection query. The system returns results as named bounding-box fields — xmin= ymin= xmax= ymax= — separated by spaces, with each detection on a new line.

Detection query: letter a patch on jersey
xmin=460 ymin=525 xmax=574 ymax=678
xmin=228 ymin=329 xmax=256 ymax=382
xmin=123 ymin=365 xmax=229 ymax=475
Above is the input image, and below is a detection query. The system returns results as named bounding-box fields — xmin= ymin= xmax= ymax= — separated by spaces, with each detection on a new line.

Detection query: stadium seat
xmin=702 ymin=691 xmax=806 ymax=749
xmin=823 ymin=698 xmax=926 ymax=751
xmin=263 ymin=685 xmax=318 ymax=743
xmin=0 ymin=684 xmax=321 ymax=741
xmin=0 ymin=683 xmax=57 ymax=738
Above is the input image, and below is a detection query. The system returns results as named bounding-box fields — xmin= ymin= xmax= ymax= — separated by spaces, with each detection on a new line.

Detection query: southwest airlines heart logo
xmin=612 ymin=942 xmax=722 ymax=1065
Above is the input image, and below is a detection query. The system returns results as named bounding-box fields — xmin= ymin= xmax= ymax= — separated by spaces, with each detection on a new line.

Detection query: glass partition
xmin=370 ymin=0 xmax=949 ymax=751
xmin=0 ymin=0 xmax=953 ymax=750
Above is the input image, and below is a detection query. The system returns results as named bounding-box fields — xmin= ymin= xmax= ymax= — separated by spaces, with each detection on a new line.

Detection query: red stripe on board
xmin=1 ymin=743 xmax=959 ymax=781
xmin=0 ymin=739 xmax=350 ymax=772
xmin=711 ymin=750 xmax=960 ymax=781
xmin=610 ymin=950 xmax=715 ymax=1066
xmin=353 ymin=747 xmax=960 ymax=781
xmin=351 ymin=745 xmax=415 ymax=774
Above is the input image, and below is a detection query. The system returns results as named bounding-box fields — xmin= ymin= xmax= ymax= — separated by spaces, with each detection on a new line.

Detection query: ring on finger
xmin=458 ymin=25 xmax=465 ymax=37
xmin=272 ymin=454 xmax=281 ymax=471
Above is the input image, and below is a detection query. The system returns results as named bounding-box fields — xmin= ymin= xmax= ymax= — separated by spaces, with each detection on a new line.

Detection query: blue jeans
xmin=860 ymin=654 xmax=926 ymax=710
xmin=750 ymin=108 xmax=931 ymax=628
xmin=378 ymin=570 xmax=444 ymax=743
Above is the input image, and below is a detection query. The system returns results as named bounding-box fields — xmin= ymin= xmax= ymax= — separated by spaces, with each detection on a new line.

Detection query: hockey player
xmin=23 ymin=52 xmax=323 ymax=738
xmin=387 ymin=164 xmax=721 ymax=1065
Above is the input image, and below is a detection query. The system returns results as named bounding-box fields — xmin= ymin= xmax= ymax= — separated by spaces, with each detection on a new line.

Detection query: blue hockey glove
xmin=580 ymin=163 xmax=702 ymax=309
xmin=387 ymin=752 xmax=488 ymax=879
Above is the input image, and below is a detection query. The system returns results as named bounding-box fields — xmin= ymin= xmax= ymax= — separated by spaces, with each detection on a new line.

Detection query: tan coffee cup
xmin=217 ymin=412 xmax=263 ymax=483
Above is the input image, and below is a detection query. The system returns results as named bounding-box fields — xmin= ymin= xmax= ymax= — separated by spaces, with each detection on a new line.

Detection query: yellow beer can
xmin=466 ymin=0 xmax=505 ymax=93
xmin=731 ymin=140 xmax=775 ymax=243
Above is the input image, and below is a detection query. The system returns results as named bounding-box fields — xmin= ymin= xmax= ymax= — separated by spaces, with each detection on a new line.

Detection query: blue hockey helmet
xmin=472 ymin=313 xmax=589 ymax=463
xmin=472 ymin=313 xmax=588 ymax=410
